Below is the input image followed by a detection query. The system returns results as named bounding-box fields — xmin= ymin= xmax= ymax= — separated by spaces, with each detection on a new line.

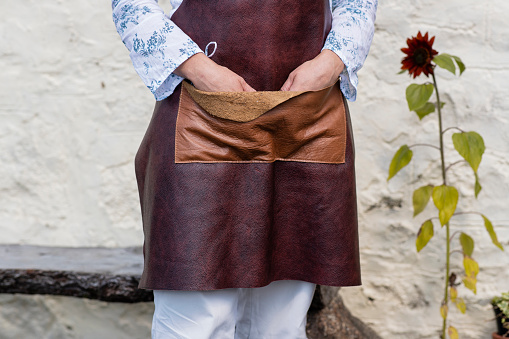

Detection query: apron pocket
xmin=174 ymin=80 xmax=347 ymax=164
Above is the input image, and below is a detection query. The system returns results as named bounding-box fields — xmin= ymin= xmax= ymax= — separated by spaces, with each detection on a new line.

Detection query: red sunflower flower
xmin=401 ymin=31 xmax=439 ymax=78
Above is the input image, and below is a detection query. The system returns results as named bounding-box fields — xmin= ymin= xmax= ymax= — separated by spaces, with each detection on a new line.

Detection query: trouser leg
xmin=235 ymin=280 xmax=317 ymax=339
xmin=151 ymin=288 xmax=239 ymax=339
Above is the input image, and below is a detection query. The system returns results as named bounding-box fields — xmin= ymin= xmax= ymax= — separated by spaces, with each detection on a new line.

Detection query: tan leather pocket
xmin=175 ymin=80 xmax=347 ymax=164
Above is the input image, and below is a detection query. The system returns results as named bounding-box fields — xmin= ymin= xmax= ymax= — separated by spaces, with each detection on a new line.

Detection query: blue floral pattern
xmin=112 ymin=4 xmax=151 ymax=35
xmin=112 ymin=0 xmax=377 ymax=102
xmin=323 ymin=0 xmax=378 ymax=101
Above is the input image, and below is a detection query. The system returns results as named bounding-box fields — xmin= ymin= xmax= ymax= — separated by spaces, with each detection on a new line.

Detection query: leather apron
xmin=135 ymin=0 xmax=361 ymax=290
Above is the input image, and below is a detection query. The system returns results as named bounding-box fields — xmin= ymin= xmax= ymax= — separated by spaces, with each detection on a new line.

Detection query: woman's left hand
xmin=280 ymin=49 xmax=345 ymax=92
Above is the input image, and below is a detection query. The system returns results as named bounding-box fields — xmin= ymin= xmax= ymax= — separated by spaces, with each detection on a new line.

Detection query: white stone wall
xmin=1 ymin=0 xmax=507 ymax=338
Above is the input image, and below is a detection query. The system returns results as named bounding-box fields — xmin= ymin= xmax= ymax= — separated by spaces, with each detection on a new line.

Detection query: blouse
xmin=112 ymin=0 xmax=377 ymax=102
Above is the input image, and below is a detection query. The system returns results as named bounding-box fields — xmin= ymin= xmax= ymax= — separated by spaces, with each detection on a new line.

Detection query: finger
xmin=239 ymin=77 xmax=256 ymax=92
xmin=286 ymin=74 xmax=305 ymax=91
xmin=242 ymin=81 xmax=256 ymax=92
xmin=223 ymin=77 xmax=247 ymax=92
xmin=280 ymin=73 xmax=295 ymax=91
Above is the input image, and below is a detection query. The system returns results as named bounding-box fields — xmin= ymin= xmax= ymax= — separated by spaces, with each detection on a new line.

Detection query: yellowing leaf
xmin=482 ymin=214 xmax=504 ymax=251
xmin=413 ymin=185 xmax=434 ymax=217
xmin=416 ymin=220 xmax=434 ymax=252
xmin=452 ymin=131 xmax=485 ymax=173
xmin=459 ymin=232 xmax=474 ymax=256
xmin=432 ymin=185 xmax=459 ymax=226
xmin=388 ymin=145 xmax=413 ymax=181
xmin=455 ymin=297 xmax=467 ymax=314
xmin=462 ymin=275 xmax=477 ymax=294
xmin=440 ymin=304 xmax=448 ymax=319
xmin=406 ymin=83 xmax=434 ymax=112
xmin=450 ymin=286 xmax=458 ymax=301
xmin=463 ymin=256 xmax=479 ymax=278
xmin=448 ymin=325 xmax=459 ymax=339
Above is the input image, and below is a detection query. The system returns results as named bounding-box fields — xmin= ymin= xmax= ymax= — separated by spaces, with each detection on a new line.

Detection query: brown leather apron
xmin=135 ymin=0 xmax=361 ymax=290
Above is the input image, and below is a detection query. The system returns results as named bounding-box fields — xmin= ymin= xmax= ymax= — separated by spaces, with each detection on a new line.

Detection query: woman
xmin=112 ymin=0 xmax=377 ymax=337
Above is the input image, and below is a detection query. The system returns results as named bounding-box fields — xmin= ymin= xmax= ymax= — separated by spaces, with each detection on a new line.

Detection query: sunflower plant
xmin=387 ymin=31 xmax=505 ymax=339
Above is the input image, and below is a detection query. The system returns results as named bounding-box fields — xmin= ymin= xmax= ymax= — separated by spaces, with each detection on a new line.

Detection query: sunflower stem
xmin=432 ymin=71 xmax=450 ymax=339
xmin=433 ymin=73 xmax=447 ymax=186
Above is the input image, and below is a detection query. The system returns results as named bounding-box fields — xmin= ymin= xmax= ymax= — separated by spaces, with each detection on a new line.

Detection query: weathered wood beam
xmin=0 ymin=244 xmax=380 ymax=338
xmin=0 ymin=244 xmax=144 ymax=275
xmin=0 ymin=244 xmax=151 ymax=302
xmin=0 ymin=269 xmax=152 ymax=303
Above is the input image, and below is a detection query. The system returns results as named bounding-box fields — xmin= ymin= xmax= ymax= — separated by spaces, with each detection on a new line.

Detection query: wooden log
xmin=0 ymin=269 xmax=152 ymax=303
xmin=0 ymin=244 xmax=151 ymax=303
xmin=0 ymin=244 xmax=144 ymax=275
xmin=0 ymin=244 xmax=380 ymax=338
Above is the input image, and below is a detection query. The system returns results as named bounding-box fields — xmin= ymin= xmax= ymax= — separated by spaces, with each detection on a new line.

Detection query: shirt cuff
xmin=151 ymin=49 xmax=203 ymax=101
xmin=321 ymin=45 xmax=358 ymax=102
xmin=128 ymin=36 xmax=203 ymax=101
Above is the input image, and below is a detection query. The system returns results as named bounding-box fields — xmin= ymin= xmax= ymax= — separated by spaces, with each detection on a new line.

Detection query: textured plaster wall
xmin=0 ymin=0 xmax=508 ymax=338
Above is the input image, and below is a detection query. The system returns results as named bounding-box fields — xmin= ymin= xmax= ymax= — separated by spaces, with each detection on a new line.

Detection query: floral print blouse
xmin=112 ymin=0 xmax=378 ymax=101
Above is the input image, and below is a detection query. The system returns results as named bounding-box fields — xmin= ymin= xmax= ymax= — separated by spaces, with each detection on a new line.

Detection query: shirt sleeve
xmin=322 ymin=0 xmax=378 ymax=101
xmin=112 ymin=0 xmax=203 ymax=101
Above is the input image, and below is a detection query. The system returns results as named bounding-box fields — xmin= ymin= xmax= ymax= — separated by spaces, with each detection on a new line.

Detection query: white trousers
xmin=151 ymin=280 xmax=317 ymax=339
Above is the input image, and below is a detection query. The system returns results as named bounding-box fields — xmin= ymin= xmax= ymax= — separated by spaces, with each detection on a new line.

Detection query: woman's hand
xmin=174 ymin=53 xmax=256 ymax=92
xmin=280 ymin=49 xmax=345 ymax=92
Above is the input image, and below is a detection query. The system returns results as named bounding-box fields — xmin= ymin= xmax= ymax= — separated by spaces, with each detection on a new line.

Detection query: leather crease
xmin=175 ymin=80 xmax=347 ymax=164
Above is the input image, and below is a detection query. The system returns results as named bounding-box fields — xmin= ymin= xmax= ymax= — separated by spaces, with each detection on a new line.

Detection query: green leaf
xmin=397 ymin=69 xmax=407 ymax=74
xmin=463 ymin=256 xmax=479 ymax=278
xmin=416 ymin=219 xmax=434 ymax=252
xmin=460 ymin=232 xmax=474 ymax=256
xmin=414 ymin=102 xmax=436 ymax=120
xmin=387 ymin=145 xmax=413 ymax=181
xmin=432 ymin=185 xmax=459 ymax=226
xmin=481 ymin=214 xmax=504 ymax=251
xmin=413 ymin=185 xmax=434 ymax=217
xmin=474 ymin=172 xmax=482 ymax=198
xmin=451 ymin=55 xmax=466 ymax=75
xmin=434 ymin=53 xmax=456 ymax=74
xmin=452 ymin=132 xmax=485 ymax=173
xmin=406 ymin=83 xmax=434 ymax=111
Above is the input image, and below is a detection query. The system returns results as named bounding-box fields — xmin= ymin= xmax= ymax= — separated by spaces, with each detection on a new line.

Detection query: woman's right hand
xmin=174 ymin=53 xmax=256 ymax=92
